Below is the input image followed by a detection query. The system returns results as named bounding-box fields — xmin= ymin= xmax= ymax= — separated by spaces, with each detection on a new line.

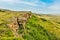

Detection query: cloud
xmin=0 ymin=0 xmax=17 ymax=5
xmin=0 ymin=0 xmax=38 ymax=6
xmin=48 ymin=4 xmax=60 ymax=10
xmin=1 ymin=0 xmax=14 ymax=1
xmin=0 ymin=0 xmax=15 ymax=2
xmin=0 ymin=0 xmax=46 ymax=7
xmin=18 ymin=1 xmax=38 ymax=6
xmin=48 ymin=0 xmax=60 ymax=10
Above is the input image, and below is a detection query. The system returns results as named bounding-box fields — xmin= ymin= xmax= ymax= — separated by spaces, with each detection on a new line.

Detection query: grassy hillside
xmin=0 ymin=9 xmax=60 ymax=40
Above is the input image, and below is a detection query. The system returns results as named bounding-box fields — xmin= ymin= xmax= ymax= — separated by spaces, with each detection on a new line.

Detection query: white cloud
xmin=1 ymin=0 xmax=14 ymax=1
xmin=48 ymin=5 xmax=60 ymax=10
xmin=0 ymin=0 xmax=17 ymax=5
xmin=18 ymin=1 xmax=38 ymax=6
xmin=48 ymin=0 xmax=60 ymax=10
xmin=0 ymin=0 xmax=46 ymax=7
xmin=0 ymin=0 xmax=38 ymax=6
xmin=0 ymin=0 xmax=15 ymax=2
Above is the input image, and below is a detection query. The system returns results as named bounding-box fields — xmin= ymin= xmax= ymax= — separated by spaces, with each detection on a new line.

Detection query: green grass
xmin=0 ymin=10 xmax=60 ymax=40
xmin=23 ymin=15 xmax=58 ymax=40
xmin=0 ymin=37 xmax=23 ymax=40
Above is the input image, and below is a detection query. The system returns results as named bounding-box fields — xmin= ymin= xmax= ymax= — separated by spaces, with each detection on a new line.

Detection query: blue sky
xmin=0 ymin=0 xmax=60 ymax=14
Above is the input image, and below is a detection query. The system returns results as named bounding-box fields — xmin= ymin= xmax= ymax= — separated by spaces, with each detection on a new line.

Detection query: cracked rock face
xmin=7 ymin=13 xmax=32 ymax=37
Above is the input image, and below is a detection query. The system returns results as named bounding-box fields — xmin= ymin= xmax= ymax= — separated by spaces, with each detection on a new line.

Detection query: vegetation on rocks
xmin=0 ymin=9 xmax=60 ymax=40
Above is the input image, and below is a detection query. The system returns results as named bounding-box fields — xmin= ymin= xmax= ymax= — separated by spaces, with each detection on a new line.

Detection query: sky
xmin=0 ymin=0 xmax=60 ymax=14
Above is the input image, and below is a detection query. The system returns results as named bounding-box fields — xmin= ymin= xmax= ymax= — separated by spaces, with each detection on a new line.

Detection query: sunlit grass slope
xmin=0 ymin=9 xmax=60 ymax=40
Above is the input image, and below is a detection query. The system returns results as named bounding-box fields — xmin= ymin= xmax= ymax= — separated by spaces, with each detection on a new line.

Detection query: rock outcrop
xmin=7 ymin=13 xmax=32 ymax=37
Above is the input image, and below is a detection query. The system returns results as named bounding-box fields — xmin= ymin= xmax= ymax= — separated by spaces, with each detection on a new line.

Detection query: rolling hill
xmin=0 ymin=9 xmax=60 ymax=40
